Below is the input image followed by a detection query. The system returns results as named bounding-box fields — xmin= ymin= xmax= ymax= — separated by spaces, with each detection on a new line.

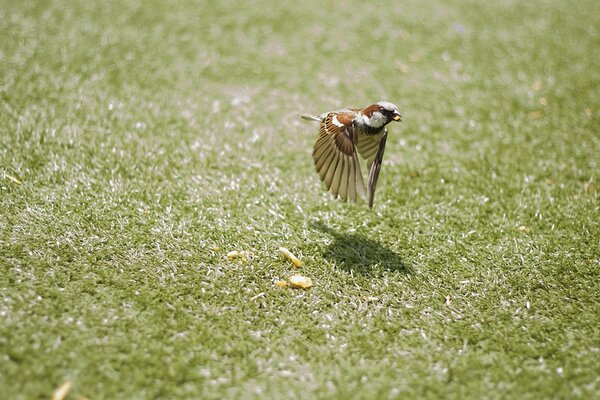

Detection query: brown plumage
xmin=302 ymin=101 xmax=402 ymax=208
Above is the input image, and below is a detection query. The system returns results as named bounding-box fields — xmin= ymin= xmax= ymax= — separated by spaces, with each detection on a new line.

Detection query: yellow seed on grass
xmin=4 ymin=174 xmax=21 ymax=184
xmin=279 ymin=247 xmax=302 ymax=267
xmin=52 ymin=381 xmax=72 ymax=400
xmin=288 ymin=275 xmax=313 ymax=289
xmin=227 ymin=250 xmax=240 ymax=259
xmin=227 ymin=250 xmax=254 ymax=262
xmin=274 ymin=280 xmax=288 ymax=288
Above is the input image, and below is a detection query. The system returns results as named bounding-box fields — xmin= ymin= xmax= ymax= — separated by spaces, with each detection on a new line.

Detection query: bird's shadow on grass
xmin=312 ymin=222 xmax=411 ymax=276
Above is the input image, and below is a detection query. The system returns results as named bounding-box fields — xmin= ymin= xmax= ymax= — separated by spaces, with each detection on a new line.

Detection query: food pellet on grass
xmin=288 ymin=275 xmax=313 ymax=289
xmin=52 ymin=382 xmax=72 ymax=400
xmin=279 ymin=247 xmax=302 ymax=267
xmin=274 ymin=276 xmax=313 ymax=289
xmin=226 ymin=250 xmax=254 ymax=263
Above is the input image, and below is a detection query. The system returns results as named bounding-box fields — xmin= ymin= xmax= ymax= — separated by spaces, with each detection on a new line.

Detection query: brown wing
xmin=366 ymin=129 xmax=388 ymax=208
xmin=356 ymin=131 xmax=385 ymax=171
xmin=312 ymin=112 xmax=366 ymax=202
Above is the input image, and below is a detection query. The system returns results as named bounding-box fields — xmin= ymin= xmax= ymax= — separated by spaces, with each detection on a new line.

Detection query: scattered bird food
xmin=288 ymin=275 xmax=313 ymax=289
xmin=279 ymin=247 xmax=302 ymax=267
xmin=52 ymin=381 xmax=72 ymax=400
xmin=4 ymin=174 xmax=21 ymax=184
xmin=274 ymin=276 xmax=313 ymax=289
xmin=226 ymin=250 xmax=254 ymax=263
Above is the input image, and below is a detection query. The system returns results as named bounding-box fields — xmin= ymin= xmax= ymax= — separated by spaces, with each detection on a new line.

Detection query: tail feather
xmin=300 ymin=114 xmax=322 ymax=122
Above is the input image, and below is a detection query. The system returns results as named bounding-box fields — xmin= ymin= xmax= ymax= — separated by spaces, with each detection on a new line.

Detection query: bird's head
xmin=359 ymin=101 xmax=402 ymax=128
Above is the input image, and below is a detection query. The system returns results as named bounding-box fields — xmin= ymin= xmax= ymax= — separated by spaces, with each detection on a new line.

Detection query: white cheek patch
xmin=332 ymin=115 xmax=345 ymax=127
xmin=368 ymin=112 xmax=387 ymax=128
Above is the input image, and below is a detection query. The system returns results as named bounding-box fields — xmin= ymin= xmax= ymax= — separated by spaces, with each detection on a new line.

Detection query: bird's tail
xmin=300 ymin=114 xmax=321 ymax=122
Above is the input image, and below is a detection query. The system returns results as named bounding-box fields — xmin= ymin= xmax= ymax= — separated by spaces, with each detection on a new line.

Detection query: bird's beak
xmin=393 ymin=112 xmax=402 ymax=122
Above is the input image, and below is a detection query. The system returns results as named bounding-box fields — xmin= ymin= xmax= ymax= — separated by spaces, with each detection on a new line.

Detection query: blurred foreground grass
xmin=1 ymin=0 xmax=599 ymax=398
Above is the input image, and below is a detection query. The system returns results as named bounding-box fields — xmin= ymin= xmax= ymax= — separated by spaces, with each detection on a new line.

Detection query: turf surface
xmin=1 ymin=0 xmax=599 ymax=398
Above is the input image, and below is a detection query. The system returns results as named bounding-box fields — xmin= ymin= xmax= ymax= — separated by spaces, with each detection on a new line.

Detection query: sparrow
xmin=301 ymin=101 xmax=402 ymax=208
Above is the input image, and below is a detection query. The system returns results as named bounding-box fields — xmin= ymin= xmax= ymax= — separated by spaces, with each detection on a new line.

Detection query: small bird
xmin=301 ymin=101 xmax=402 ymax=208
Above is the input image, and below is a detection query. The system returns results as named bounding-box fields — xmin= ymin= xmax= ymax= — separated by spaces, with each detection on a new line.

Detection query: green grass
xmin=1 ymin=0 xmax=599 ymax=398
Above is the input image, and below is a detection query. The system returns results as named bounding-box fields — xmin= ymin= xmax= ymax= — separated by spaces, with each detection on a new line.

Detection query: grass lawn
xmin=1 ymin=0 xmax=599 ymax=398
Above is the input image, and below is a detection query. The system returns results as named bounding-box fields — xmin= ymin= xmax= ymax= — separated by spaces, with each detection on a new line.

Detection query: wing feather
xmin=314 ymin=129 xmax=331 ymax=149
xmin=354 ymin=153 xmax=366 ymax=199
xmin=330 ymin=154 xmax=343 ymax=198
xmin=367 ymin=130 xmax=388 ymax=208
xmin=347 ymin=154 xmax=357 ymax=202
xmin=357 ymin=132 xmax=384 ymax=169
xmin=311 ymin=110 xmax=369 ymax=203
xmin=323 ymin=150 xmax=340 ymax=190
xmin=314 ymin=135 xmax=335 ymax=172
xmin=316 ymin=146 xmax=336 ymax=181
xmin=338 ymin=155 xmax=349 ymax=202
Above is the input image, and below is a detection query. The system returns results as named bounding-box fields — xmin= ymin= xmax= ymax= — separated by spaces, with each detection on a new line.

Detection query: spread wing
xmin=365 ymin=129 xmax=387 ymax=208
xmin=312 ymin=112 xmax=366 ymax=202
xmin=356 ymin=131 xmax=385 ymax=171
